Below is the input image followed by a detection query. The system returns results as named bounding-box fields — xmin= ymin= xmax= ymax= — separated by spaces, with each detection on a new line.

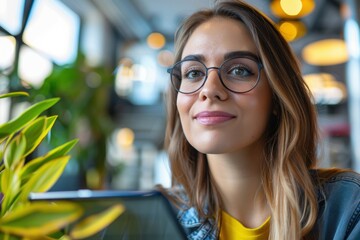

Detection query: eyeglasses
xmin=167 ymin=56 xmax=263 ymax=94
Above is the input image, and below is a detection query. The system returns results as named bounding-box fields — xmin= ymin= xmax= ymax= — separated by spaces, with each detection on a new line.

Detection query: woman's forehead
xmin=181 ymin=17 xmax=259 ymax=62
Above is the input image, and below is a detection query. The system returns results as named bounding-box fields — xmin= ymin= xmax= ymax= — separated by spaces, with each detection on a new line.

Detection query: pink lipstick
xmin=194 ymin=111 xmax=235 ymax=125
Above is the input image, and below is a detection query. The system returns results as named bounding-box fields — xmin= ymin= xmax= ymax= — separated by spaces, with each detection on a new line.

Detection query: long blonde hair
xmin=165 ymin=1 xmax=320 ymax=239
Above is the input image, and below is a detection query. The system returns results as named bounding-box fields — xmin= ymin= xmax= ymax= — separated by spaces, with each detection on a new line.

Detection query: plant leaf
xmin=0 ymin=232 xmax=22 ymax=240
xmin=22 ymin=235 xmax=57 ymax=240
xmin=3 ymin=133 xmax=26 ymax=170
xmin=70 ymin=204 xmax=125 ymax=239
xmin=21 ymin=116 xmax=46 ymax=156
xmin=0 ymin=201 xmax=82 ymax=237
xmin=22 ymin=116 xmax=57 ymax=157
xmin=19 ymin=156 xmax=70 ymax=201
xmin=0 ymin=169 xmax=20 ymax=199
xmin=0 ymin=92 xmax=29 ymax=144
xmin=0 ymin=98 xmax=59 ymax=139
xmin=0 ymin=169 xmax=21 ymax=216
xmin=58 ymin=235 xmax=71 ymax=240
xmin=0 ymin=92 xmax=29 ymax=99
xmin=21 ymin=139 xmax=78 ymax=180
xmin=0 ymin=140 xmax=5 ymax=162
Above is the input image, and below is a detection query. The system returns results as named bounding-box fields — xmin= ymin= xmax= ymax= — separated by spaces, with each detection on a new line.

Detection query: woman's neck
xmin=207 ymin=151 xmax=270 ymax=228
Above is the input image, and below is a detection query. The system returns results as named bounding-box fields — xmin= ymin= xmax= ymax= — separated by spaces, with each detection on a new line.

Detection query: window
xmin=23 ymin=0 xmax=80 ymax=65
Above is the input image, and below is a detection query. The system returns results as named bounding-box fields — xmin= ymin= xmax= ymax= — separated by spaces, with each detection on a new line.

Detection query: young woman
xmin=164 ymin=0 xmax=360 ymax=239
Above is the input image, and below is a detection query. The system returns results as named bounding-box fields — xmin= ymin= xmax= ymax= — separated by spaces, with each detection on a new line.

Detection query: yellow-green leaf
xmin=0 ymin=92 xmax=29 ymax=99
xmin=0 ymin=140 xmax=6 ymax=163
xmin=3 ymin=134 xmax=26 ymax=170
xmin=0 ymin=169 xmax=21 ymax=215
xmin=20 ymin=156 xmax=70 ymax=201
xmin=58 ymin=235 xmax=71 ymax=240
xmin=22 ymin=236 xmax=56 ymax=240
xmin=0 ymin=232 xmax=22 ymax=240
xmin=22 ymin=116 xmax=57 ymax=157
xmin=0 ymin=169 xmax=20 ymax=198
xmin=0 ymin=98 xmax=59 ymax=139
xmin=21 ymin=139 xmax=78 ymax=180
xmin=0 ymin=201 xmax=82 ymax=237
xmin=44 ymin=116 xmax=57 ymax=129
xmin=70 ymin=204 xmax=125 ymax=239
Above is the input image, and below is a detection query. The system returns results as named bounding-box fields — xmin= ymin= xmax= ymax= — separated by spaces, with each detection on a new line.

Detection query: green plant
xmin=0 ymin=92 xmax=123 ymax=239
xmin=29 ymin=53 xmax=114 ymax=189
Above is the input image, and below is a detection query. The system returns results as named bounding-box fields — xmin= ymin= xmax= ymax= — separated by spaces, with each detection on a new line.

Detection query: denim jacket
xmin=175 ymin=171 xmax=360 ymax=240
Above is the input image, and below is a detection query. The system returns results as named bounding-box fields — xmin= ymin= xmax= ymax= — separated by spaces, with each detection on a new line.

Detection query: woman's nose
xmin=198 ymin=69 xmax=228 ymax=101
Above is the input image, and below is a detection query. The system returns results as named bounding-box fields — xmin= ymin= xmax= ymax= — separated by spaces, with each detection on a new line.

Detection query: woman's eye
xmin=229 ymin=66 xmax=253 ymax=77
xmin=184 ymin=70 xmax=204 ymax=79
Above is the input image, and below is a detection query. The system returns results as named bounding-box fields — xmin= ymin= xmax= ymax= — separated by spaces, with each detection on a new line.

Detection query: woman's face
xmin=176 ymin=17 xmax=273 ymax=155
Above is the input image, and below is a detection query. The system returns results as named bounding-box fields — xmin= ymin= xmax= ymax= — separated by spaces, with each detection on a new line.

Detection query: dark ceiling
xmin=67 ymin=0 xmax=346 ymax=73
xmin=64 ymin=0 xmax=344 ymax=42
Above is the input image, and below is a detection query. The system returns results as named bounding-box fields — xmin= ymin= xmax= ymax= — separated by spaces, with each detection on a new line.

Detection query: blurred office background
xmin=0 ymin=0 xmax=359 ymax=190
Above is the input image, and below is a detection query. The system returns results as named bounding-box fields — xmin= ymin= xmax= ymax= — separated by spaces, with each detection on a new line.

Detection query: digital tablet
xmin=29 ymin=190 xmax=187 ymax=240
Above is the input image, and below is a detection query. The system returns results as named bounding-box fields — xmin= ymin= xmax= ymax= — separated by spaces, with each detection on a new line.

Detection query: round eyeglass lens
xmin=170 ymin=60 xmax=206 ymax=94
xmin=219 ymin=57 xmax=260 ymax=93
xmin=170 ymin=57 xmax=261 ymax=94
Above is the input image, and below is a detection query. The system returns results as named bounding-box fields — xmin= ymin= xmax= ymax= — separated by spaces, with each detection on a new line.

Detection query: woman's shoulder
xmin=312 ymin=169 xmax=360 ymax=193
xmin=161 ymin=186 xmax=217 ymax=239
xmin=162 ymin=187 xmax=202 ymax=224
xmin=311 ymin=168 xmax=360 ymax=203
xmin=311 ymin=169 xmax=360 ymax=239
xmin=323 ymin=169 xmax=360 ymax=183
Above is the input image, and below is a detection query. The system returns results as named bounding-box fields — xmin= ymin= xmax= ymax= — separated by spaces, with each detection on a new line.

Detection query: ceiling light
xmin=303 ymin=73 xmax=347 ymax=105
xmin=114 ymin=58 xmax=134 ymax=97
xmin=302 ymin=39 xmax=349 ymax=66
xmin=271 ymin=0 xmax=315 ymax=18
xmin=279 ymin=20 xmax=306 ymax=42
xmin=280 ymin=0 xmax=302 ymax=16
xmin=147 ymin=32 xmax=166 ymax=50
xmin=117 ymin=128 xmax=135 ymax=148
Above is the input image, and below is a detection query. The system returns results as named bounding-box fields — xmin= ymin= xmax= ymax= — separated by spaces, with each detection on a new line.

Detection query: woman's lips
xmin=194 ymin=111 xmax=236 ymax=125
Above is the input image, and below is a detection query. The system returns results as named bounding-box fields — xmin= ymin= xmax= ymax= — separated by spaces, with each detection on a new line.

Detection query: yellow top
xmin=219 ymin=211 xmax=270 ymax=240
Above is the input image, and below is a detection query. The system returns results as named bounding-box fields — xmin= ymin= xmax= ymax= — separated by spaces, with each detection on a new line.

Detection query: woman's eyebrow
xmin=224 ymin=51 xmax=260 ymax=60
xmin=182 ymin=51 xmax=260 ymax=62
xmin=182 ymin=54 xmax=205 ymax=61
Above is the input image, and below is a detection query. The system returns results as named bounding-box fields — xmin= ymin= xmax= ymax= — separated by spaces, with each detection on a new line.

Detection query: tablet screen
xmin=29 ymin=190 xmax=187 ymax=240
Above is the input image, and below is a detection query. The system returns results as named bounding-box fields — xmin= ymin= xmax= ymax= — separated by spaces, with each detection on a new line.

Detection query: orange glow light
xmin=271 ymin=0 xmax=315 ymax=18
xmin=147 ymin=32 xmax=166 ymax=50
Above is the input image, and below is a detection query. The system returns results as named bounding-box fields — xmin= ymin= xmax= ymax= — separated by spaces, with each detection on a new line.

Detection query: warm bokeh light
xmin=279 ymin=20 xmax=306 ymax=42
xmin=157 ymin=50 xmax=175 ymax=67
xmin=18 ymin=46 xmax=53 ymax=88
xmin=304 ymin=73 xmax=347 ymax=105
xmin=146 ymin=32 xmax=166 ymax=50
xmin=280 ymin=0 xmax=302 ymax=16
xmin=116 ymin=128 xmax=135 ymax=148
xmin=115 ymin=58 xmax=134 ymax=97
xmin=0 ymin=36 xmax=16 ymax=70
xmin=302 ymin=39 xmax=349 ymax=66
xmin=271 ymin=0 xmax=315 ymax=18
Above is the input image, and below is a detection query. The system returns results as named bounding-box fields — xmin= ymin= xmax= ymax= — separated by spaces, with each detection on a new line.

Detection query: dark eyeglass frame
xmin=167 ymin=55 xmax=264 ymax=94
